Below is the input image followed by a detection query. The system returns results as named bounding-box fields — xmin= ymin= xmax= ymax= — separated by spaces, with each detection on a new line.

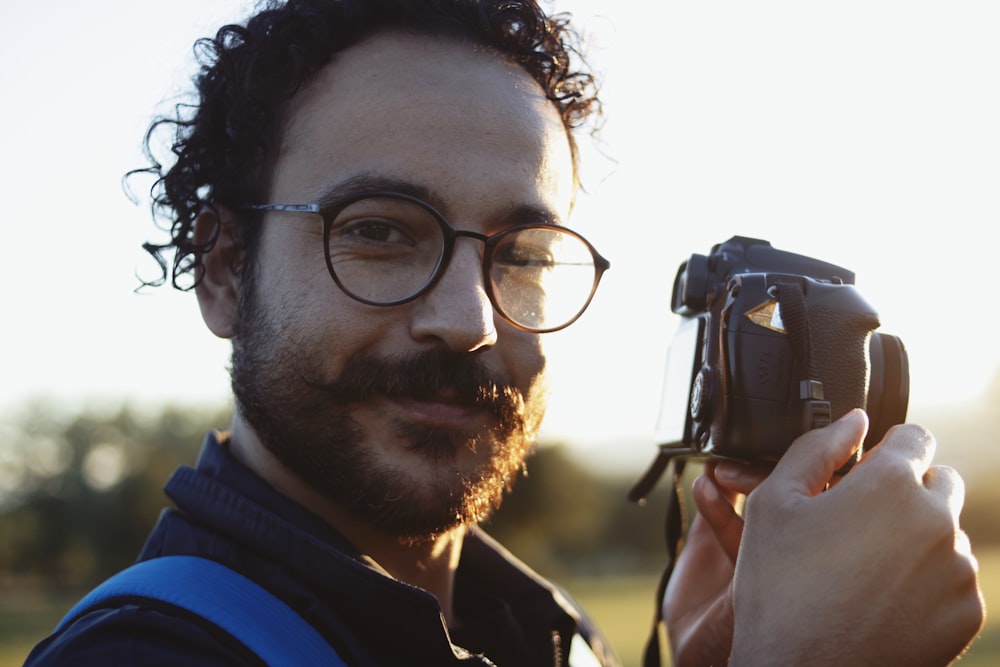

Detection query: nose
xmin=408 ymin=239 xmax=498 ymax=352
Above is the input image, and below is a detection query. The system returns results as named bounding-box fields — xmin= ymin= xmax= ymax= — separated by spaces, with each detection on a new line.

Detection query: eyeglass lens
xmin=324 ymin=196 xmax=601 ymax=331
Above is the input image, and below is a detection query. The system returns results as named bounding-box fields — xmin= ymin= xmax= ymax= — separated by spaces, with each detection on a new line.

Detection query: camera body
xmin=654 ymin=236 xmax=909 ymax=464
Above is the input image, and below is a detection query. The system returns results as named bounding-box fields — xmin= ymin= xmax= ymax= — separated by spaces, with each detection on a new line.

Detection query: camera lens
xmin=864 ymin=333 xmax=910 ymax=450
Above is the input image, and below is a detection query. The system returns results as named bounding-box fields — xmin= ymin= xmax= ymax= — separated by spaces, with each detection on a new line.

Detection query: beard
xmin=229 ymin=281 xmax=545 ymax=541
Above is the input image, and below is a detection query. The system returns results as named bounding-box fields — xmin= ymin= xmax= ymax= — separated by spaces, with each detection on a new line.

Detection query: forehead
xmin=269 ymin=30 xmax=575 ymax=216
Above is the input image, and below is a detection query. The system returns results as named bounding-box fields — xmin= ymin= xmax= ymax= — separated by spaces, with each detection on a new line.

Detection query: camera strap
xmin=638 ymin=455 xmax=687 ymax=667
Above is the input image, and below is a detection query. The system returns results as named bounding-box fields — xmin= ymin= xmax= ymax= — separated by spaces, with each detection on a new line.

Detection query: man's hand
xmin=662 ymin=452 xmax=773 ymax=666
xmin=664 ymin=409 xmax=985 ymax=667
xmin=732 ymin=409 xmax=984 ymax=666
xmin=661 ymin=471 xmax=741 ymax=667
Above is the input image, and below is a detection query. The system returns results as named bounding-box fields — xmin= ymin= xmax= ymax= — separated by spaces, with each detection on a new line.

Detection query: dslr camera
xmin=628 ymin=238 xmax=911 ymax=657
xmin=647 ymin=236 xmax=909 ymax=477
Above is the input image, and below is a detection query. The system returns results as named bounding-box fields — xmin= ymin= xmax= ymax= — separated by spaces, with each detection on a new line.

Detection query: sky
xmin=2 ymin=1 xmax=999 ymax=472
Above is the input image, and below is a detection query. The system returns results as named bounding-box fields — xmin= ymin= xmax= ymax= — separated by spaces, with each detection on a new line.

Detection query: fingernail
xmin=839 ymin=408 xmax=864 ymax=423
xmin=713 ymin=462 xmax=743 ymax=485
xmin=695 ymin=474 xmax=720 ymax=502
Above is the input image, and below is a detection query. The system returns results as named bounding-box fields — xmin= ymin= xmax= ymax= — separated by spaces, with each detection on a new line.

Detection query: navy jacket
xmin=25 ymin=432 xmax=619 ymax=666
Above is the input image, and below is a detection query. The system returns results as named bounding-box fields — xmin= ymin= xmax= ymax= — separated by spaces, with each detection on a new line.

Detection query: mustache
xmin=315 ymin=349 xmax=525 ymax=421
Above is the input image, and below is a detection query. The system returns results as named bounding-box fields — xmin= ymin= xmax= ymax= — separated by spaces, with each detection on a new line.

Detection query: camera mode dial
xmin=690 ymin=366 xmax=713 ymax=422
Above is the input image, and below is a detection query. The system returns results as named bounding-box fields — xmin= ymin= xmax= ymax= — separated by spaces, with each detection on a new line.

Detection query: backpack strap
xmin=56 ymin=555 xmax=347 ymax=667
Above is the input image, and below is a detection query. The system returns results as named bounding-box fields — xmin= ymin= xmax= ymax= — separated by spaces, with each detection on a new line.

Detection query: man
xmin=26 ymin=1 xmax=984 ymax=666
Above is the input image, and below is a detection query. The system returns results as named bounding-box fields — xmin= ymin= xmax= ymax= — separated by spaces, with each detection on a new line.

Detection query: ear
xmin=194 ymin=206 xmax=242 ymax=339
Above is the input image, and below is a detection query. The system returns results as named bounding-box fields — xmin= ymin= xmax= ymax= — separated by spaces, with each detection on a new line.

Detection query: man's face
xmin=228 ymin=31 xmax=577 ymax=539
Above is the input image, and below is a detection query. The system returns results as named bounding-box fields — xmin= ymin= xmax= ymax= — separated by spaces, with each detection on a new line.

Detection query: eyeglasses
xmin=248 ymin=191 xmax=610 ymax=333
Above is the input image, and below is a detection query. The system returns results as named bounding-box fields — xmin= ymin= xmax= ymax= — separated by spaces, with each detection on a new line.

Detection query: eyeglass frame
xmin=246 ymin=190 xmax=610 ymax=333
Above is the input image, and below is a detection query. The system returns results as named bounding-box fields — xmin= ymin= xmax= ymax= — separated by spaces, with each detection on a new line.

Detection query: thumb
xmin=768 ymin=408 xmax=869 ymax=497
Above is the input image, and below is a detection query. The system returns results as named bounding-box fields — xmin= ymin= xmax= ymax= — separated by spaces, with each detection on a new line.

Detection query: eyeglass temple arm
xmin=246 ymin=204 xmax=322 ymax=213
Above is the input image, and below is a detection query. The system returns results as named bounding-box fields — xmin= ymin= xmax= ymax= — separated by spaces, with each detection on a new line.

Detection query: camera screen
xmin=654 ymin=316 xmax=703 ymax=447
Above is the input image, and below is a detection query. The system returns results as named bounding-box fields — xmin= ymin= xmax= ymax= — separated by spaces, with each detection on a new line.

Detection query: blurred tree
xmin=485 ymin=444 xmax=676 ymax=576
xmin=0 ymin=400 xmax=675 ymax=587
xmin=0 ymin=401 xmax=229 ymax=586
xmin=2 ymin=390 xmax=997 ymax=592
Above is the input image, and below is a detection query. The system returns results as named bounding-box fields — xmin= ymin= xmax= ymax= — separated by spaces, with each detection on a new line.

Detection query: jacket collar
xmin=159 ymin=431 xmax=587 ymax=665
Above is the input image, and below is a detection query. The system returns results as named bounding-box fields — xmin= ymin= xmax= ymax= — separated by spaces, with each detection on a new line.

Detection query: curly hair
xmin=135 ymin=0 xmax=602 ymax=290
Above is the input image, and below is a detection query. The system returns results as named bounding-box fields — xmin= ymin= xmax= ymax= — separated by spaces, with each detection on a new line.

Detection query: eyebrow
xmin=312 ymin=173 xmax=565 ymax=229
xmin=503 ymin=203 xmax=562 ymax=227
xmin=312 ymin=174 xmax=433 ymax=208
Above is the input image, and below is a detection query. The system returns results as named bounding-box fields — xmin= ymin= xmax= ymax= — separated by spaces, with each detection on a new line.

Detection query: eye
xmin=329 ymin=196 xmax=442 ymax=253
xmin=337 ymin=218 xmax=414 ymax=246
xmin=494 ymin=238 xmax=556 ymax=268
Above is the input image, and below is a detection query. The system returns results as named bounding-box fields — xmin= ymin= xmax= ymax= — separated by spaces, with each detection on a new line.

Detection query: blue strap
xmin=56 ymin=555 xmax=346 ymax=667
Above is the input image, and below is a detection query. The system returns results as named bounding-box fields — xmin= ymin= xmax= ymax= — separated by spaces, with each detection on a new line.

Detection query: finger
xmin=692 ymin=474 xmax=743 ymax=564
xmin=861 ymin=422 xmax=937 ymax=479
xmin=922 ymin=464 xmax=966 ymax=523
xmin=711 ymin=459 xmax=771 ymax=496
xmin=769 ymin=408 xmax=868 ymax=498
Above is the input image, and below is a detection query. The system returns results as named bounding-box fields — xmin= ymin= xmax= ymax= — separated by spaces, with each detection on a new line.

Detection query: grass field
xmin=2 ymin=549 xmax=996 ymax=667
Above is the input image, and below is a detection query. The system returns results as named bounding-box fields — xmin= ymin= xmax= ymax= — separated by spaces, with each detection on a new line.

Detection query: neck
xmin=227 ymin=415 xmax=467 ymax=626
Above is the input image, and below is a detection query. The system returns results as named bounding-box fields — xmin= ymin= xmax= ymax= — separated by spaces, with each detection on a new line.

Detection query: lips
xmin=384 ymin=385 xmax=491 ymax=429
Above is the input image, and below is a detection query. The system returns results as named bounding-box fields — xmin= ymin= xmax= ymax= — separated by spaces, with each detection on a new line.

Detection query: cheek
xmin=254 ymin=234 xmax=347 ymax=331
xmin=255 ymin=222 xmax=332 ymax=296
xmin=509 ymin=333 xmax=549 ymax=436
xmin=503 ymin=330 xmax=547 ymax=394
xmin=286 ymin=301 xmax=392 ymax=365
xmin=253 ymin=272 xmax=387 ymax=376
